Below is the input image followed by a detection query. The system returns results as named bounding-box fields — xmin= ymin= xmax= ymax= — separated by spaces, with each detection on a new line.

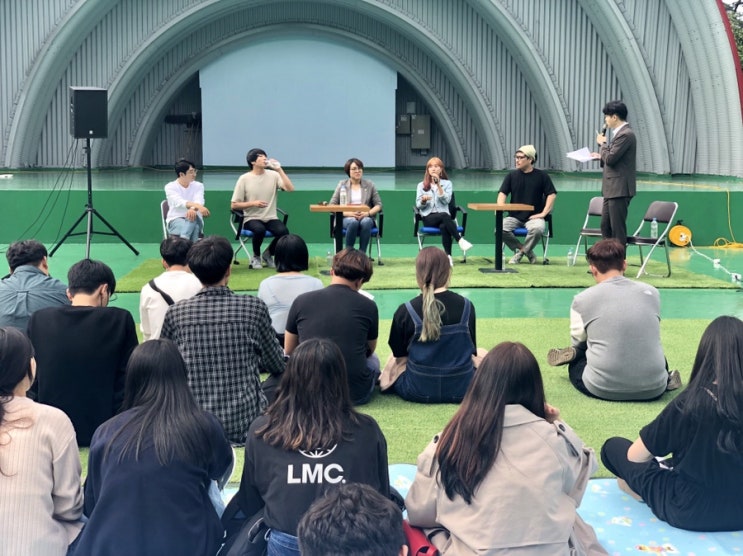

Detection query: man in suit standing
xmin=592 ymin=100 xmax=636 ymax=245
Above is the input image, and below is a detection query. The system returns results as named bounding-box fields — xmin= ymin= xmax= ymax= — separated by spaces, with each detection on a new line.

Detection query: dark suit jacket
xmin=599 ymin=123 xmax=636 ymax=199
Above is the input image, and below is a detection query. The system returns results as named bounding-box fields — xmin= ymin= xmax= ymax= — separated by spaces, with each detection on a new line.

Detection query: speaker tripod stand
xmin=50 ymin=138 xmax=139 ymax=258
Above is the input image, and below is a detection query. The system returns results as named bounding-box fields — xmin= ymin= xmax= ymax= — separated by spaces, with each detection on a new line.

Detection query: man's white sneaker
xmin=261 ymin=249 xmax=276 ymax=269
xmin=447 ymin=255 xmax=454 ymax=267
xmin=458 ymin=238 xmax=473 ymax=252
xmin=250 ymin=256 xmax=263 ymax=269
xmin=508 ymin=251 xmax=523 ymax=264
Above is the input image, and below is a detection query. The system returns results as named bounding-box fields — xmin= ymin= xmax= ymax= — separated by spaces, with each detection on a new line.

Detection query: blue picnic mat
xmin=389 ymin=463 xmax=743 ymax=555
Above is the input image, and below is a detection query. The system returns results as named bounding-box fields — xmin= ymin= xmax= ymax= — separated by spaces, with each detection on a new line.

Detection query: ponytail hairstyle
xmin=415 ymin=247 xmax=451 ymax=342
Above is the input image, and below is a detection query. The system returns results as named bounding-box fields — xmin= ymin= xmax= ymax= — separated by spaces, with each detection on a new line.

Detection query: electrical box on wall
xmin=396 ymin=114 xmax=411 ymax=135
xmin=410 ymin=114 xmax=431 ymax=149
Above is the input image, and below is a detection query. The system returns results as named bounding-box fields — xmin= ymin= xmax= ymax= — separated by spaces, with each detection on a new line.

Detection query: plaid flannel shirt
xmin=161 ymin=286 xmax=285 ymax=443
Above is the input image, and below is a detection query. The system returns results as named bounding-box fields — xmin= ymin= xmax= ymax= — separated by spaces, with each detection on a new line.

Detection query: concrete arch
xmin=94 ymin=0 xmax=505 ymax=168
xmin=577 ymin=0 xmax=670 ymax=174
xmin=3 ymin=1 xmax=114 ymax=167
xmin=468 ymin=0 xmax=575 ymax=170
xmin=5 ymin=0 xmax=740 ymax=175
xmin=668 ymin=0 xmax=743 ymax=175
xmin=121 ymin=27 xmax=470 ymax=168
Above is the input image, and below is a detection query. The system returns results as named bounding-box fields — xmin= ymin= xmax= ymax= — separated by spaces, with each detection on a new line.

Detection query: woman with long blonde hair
xmin=380 ymin=247 xmax=484 ymax=402
xmin=415 ymin=157 xmax=472 ymax=265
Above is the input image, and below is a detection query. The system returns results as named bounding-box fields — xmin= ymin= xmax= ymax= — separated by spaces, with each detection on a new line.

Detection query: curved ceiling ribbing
xmin=471 ymin=0 xmax=574 ymax=171
xmin=100 ymin=0 xmax=491 ymax=168
xmin=124 ymin=26 xmax=470 ymax=167
xmin=577 ymin=0 xmax=670 ymax=174
xmin=667 ymin=1 xmax=743 ymax=176
xmin=3 ymin=0 xmax=741 ymax=175
xmin=3 ymin=1 xmax=113 ymax=167
xmin=10 ymin=0 xmax=511 ymax=170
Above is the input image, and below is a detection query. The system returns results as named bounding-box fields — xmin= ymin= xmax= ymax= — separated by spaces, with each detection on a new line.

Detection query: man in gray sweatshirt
xmin=548 ymin=239 xmax=681 ymax=400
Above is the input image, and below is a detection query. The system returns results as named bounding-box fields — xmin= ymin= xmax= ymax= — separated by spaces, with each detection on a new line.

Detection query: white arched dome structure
xmin=1 ymin=0 xmax=741 ymax=175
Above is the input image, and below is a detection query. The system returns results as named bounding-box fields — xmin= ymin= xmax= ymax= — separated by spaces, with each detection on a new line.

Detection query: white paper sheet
xmin=566 ymin=147 xmax=595 ymax=163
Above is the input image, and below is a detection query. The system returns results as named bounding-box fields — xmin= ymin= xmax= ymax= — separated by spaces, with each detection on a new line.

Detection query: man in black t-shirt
xmin=497 ymin=144 xmax=557 ymax=264
xmin=285 ymin=248 xmax=379 ymax=405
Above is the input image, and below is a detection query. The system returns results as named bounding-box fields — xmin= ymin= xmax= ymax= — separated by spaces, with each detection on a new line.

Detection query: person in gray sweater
xmin=547 ymin=239 xmax=681 ymax=400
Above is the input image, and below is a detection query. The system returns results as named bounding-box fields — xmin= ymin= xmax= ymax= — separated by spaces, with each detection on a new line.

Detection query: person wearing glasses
xmin=328 ymin=158 xmax=382 ymax=254
xmin=27 ymin=259 xmax=138 ymax=447
xmin=497 ymin=145 xmax=557 ymax=265
xmin=164 ymin=158 xmax=210 ymax=242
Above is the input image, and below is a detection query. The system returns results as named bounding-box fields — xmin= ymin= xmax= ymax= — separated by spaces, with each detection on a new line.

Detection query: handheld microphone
xmin=601 ymin=125 xmax=607 ymax=136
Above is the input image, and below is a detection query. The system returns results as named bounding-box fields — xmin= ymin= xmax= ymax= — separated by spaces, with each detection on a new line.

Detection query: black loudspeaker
xmin=69 ymin=87 xmax=108 ymax=138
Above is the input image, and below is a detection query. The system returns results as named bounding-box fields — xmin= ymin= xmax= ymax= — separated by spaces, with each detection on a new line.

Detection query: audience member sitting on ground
xmin=601 ymin=315 xmax=743 ymax=532
xmin=328 ymin=157 xmax=383 ymax=253
xmin=139 ymin=236 xmax=202 ymax=341
xmin=406 ymin=342 xmax=607 ymax=555
xmin=71 ymin=340 xmax=233 ymax=556
xmin=497 ymin=144 xmax=557 ymax=265
xmin=547 ymin=238 xmax=681 ymax=400
xmin=27 ymin=259 xmax=138 ymax=446
xmin=257 ymin=234 xmax=322 ymax=346
xmin=0 ymin=327 xmax=84 ymax=556
xmin=230 ymin=148 xmax=295 ymax=269
xmin=0 ymin=239 xmax=69 ymax=331
xmin=415 ymin=156 xmax=472 ymax=266
xmin=225 ymin=339 xmax=390 ymax=556
xmin=380 ymin=247 xmax=486 ymax=402
xmin=161 ymin=235 xmax=285 ymax=444
xmin=285 ymin=248 xmax=379 ymax=405
xmin=164 ymin=158 xmax=210 ymax=242
xmin=297 ymin=483 xmax=407 ymax=556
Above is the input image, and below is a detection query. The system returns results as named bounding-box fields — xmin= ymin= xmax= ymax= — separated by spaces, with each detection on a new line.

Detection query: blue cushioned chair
xmin=229 ymin=208 xmax=289 ymax=265
xmin=329 ymin=211 xmax=384 ymax=265
xmin=413 ymin=194 xmax=468 ymax=261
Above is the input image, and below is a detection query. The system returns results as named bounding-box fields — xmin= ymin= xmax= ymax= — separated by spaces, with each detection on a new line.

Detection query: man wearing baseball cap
xmin=497 ymin=145 xmax=557 ymax=264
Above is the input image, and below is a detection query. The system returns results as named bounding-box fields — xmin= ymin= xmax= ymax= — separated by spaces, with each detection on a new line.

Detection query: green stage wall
xmin=4 ymin=189 xmax=740 ymax=247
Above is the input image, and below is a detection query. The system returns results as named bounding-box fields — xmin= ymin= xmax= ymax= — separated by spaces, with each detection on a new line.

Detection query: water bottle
xmin=339 ymin=183 xmax=348 ymax=205
xmin=326 ymin=250 xmax=333 ymax=268
xmin=650 ymin=218 xmax=658 ymax=239
xmin=567 ymin=248 xmax=574 ymax=267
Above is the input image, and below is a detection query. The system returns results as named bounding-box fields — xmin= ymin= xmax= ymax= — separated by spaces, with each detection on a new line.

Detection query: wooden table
xmin=467 ymin=203 xmax=534 ymax=273
xmin=310 ymin=204 xmax=370 ymax=253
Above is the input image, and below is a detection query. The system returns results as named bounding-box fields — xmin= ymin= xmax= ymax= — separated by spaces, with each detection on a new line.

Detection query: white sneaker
xmin=261 ymin=249 xmax=276 ymax=269
xmin=250 ymin=256 xmax=263 ymax=269
xmin=508 ymin=251 xmax=523 ymax=264
xmin=447 ymin=255 xmax=454 ymax=267
xmin=458 ymin=238 xmax=473 ymax=252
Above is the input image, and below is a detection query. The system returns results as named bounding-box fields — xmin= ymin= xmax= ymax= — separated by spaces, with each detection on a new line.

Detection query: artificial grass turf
xmin=116 ymin=256 xmax=736 ymax=292
xmin=78 ymin=317 xmax=709 ymax=483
